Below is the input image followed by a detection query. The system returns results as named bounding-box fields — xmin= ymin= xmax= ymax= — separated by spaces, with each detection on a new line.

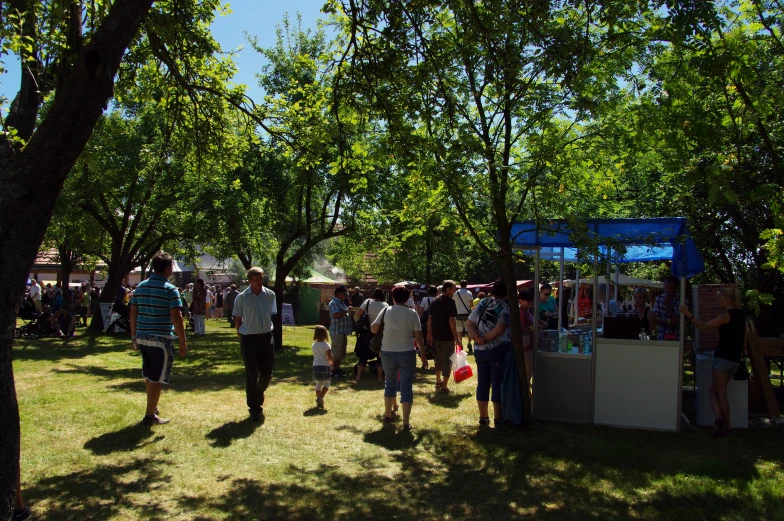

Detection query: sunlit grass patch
xmin=12 ymin=320 xmax=784 ymax=521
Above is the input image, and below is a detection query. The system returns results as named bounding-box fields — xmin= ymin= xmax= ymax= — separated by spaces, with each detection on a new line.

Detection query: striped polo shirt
xmin=130 ymin=274 xmax=182 ymax=337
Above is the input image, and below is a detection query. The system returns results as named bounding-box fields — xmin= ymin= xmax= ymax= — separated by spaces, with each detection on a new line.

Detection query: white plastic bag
xmin=450 ymin=348 xmax=473 ymax=383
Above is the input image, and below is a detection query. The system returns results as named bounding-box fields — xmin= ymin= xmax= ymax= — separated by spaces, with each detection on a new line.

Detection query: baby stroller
xmin=18 ymin=311 xmax=59 ymax=339
xmin=105 ymin=301 xmax=131 ymax=335
xmin=15 ymin=297 xmax=41 ymax=338
xmin=353 ymin=359 xmax=381 ymax=377
xmin=182 ymin=306 xmax=195 ymax=332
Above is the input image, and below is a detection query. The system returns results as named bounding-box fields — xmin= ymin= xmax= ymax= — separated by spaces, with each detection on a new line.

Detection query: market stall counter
xmin=593 ymin=338 xmax=681 ymax=431
xmin=533 ymin=330 xmax=593 ymax=423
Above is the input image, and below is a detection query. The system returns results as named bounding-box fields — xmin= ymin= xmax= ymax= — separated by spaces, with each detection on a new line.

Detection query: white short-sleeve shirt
xmin=372 ymin=305 xmax=421 ymax=352
xmin=454 ymin=288 xmax=473 ymax=315
xmin=361 ymin=299 xmax=388 ymax=323
xmin=312 ymin=341 xmax=331 ymax=366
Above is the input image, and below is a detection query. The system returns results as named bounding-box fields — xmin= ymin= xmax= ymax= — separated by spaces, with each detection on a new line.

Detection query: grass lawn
xmin=12 ymin=320 xmax=784 ymax=521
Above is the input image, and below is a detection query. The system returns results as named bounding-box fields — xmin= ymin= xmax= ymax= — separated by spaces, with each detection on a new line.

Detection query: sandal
xmin=712 ymin=418 xmax=723 ymax=437
xmin=439 ymin=387 xmax=452 ymax=393
xmin=383 ymin=416 xmax=394 ymax=424
xmin=142 ymin=414 xmax=170 ymax=426
xmin=478 ymin=417 xmax=490 ymax=425
xmin=403 ymin=424 xmax=413 ymax=431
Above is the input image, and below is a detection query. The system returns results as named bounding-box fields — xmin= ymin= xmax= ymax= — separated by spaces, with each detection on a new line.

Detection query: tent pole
xmin=614 ymin=258 xmax=620 ymax=302
xmin=591 ymin=247 xmax=599 ymax=425
xmin=558 ymin=247 xmax=564 ymax=332
xmin=533 ymin=247 xmax=541 ymax=415
xmin=606 ymin=247 xmax=612 ymax=317
xmin=534 ymin=248 xmax=540 ymax=347
xmin=677 ymin=276 xmax=686 ymax=433
xmin=574 ymin=267 xmax=580 ymax=326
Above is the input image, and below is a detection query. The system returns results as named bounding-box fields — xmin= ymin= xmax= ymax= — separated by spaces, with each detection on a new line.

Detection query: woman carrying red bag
xmin=466 ymin=279 xmax=512 ymax=426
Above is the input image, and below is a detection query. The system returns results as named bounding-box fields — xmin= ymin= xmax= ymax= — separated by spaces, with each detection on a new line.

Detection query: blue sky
xmin=0 ymin=0 xmax=328 ymax=106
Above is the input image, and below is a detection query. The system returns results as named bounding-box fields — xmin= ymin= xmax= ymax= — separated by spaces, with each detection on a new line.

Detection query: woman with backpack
xmin=466 ymin=280 xmax=512 ymax=426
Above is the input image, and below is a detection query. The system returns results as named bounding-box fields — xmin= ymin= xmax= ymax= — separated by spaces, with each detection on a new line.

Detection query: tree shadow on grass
xmin=206 ymin=418 xmax=261 ymax=448
xmin=27 ymin=421 xmax=784 ymax=521
xmin=83 ymin=423 xmax=166 ymax=455
xmin=12 ymin=329 xmax=127 ymax=362
xmin=425 ymin=389 xmax=473 ymax=409
xmin=175 ymin=433 xmax=777 ymax=521
xmin=27 ymin=457 xmax=171 ymax=521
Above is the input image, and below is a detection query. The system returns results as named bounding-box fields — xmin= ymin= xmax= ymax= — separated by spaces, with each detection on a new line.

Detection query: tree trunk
xmin=500 ymin=244 xmax=535 ymax=427
xmin=0 ymin=1 xmax=156 ymax=516
xmin=100 ymin=264 xmax=129 ymax=304
xmin=425 ymin=230 xmax=433 ymax=285
xmin=60 ymin=253 xmax=74 ymax=287
xmin=90 ymin=235 xmax=131 ymax=329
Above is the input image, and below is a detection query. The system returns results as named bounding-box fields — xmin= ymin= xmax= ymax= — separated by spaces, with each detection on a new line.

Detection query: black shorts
xmin=137 ymin=334 xmax=175 ymax=384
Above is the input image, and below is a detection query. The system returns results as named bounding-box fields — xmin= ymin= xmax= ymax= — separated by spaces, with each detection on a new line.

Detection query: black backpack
xmin=354 ymin=299 xmax=372 ymax=334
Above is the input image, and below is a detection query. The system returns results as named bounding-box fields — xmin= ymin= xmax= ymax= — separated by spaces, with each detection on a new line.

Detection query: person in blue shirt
xmin=328 ymin=285 xmax=353 ymax=378
xmin=233 ymin=267 xmax=277 ymax=421
xmin=129 ymin=252 xmax=188 ymax=426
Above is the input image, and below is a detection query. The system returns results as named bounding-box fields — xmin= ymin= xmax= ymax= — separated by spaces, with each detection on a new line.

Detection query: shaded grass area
xmin=13 ymin=321 xmax=784 ymax=521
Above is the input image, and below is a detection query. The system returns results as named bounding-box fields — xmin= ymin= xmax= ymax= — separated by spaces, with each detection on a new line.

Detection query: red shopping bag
xmin=450 ymin=347 xmax=474 ymax=383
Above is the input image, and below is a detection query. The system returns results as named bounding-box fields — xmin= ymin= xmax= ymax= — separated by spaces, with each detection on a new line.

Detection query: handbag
xmin=450 ymin=347 xmax=474 ymax=383
xmin=369 ymin=308 xmax=387 ymax=354
xmin=734 ymin=358 xmax=749 ymax=381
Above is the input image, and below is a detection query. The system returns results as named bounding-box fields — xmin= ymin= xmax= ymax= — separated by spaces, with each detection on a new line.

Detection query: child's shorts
xmin=313 ymin=365 xmax=331 ymax=391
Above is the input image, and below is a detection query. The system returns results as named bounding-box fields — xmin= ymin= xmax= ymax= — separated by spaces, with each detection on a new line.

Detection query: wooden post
xmin=746 ymin=320 xmax=781 ymax=419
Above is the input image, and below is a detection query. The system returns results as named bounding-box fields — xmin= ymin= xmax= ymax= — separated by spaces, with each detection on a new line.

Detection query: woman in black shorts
xmin=680 ymin=288 xmax=745 ymax=436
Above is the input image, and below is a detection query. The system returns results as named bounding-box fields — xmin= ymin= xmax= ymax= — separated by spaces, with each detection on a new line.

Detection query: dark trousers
xmin=226 ymin=307 xmax=233 ymax=326
xmin=240 ymin=333 xmax=275 ymax=414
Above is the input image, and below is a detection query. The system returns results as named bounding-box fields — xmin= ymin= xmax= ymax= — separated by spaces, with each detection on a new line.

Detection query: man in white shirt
xmin=29 ymin=279 xmax=42 ymax=311
xmin=453 ymin=280 xmax=474 ymax=352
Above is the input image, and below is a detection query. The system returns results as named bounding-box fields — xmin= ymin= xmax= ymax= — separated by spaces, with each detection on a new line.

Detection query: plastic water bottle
xmin=583 ymin=333 xmax=592 ymax=354
xmin=559 ymin=330 xmax=570 ymax=352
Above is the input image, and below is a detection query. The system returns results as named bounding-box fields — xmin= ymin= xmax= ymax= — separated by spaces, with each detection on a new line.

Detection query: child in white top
xmin=312 ymin=326 xmax=334 ymax=409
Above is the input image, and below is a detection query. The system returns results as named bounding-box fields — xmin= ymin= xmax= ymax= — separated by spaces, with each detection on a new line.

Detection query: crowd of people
xmin=317 ymin=279 xmax=528 ymax=428
xmin=20 ymin=279 xmax=101 ymax=338
xmin=21 ymin=257 xmax=747 ymax=437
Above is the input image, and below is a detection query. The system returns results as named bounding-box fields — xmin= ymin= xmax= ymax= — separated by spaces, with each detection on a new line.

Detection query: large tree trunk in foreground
xmin=0 ymin=1 xmax=154 ymax=518
xmin=500 ymin=246 xmax=535 ymax=428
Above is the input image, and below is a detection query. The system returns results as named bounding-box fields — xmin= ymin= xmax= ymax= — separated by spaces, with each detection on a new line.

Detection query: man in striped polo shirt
xmin=130 ymin=251 xmax=188 ymax=426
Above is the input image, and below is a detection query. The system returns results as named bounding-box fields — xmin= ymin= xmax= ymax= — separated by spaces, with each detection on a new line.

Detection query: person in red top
xmin=518 ymin=289 xmax=536 ymax=394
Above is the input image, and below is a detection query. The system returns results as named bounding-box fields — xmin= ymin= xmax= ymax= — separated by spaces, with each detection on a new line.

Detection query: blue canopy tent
xmin=510 ymin=218 xmax=705 ymax=278
xmin=510 ymin=218 xmax=705 ymax=432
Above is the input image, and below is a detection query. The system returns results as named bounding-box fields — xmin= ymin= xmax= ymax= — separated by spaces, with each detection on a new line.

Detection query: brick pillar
xmin=692 ymin=284 xmax=738 ymax=351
